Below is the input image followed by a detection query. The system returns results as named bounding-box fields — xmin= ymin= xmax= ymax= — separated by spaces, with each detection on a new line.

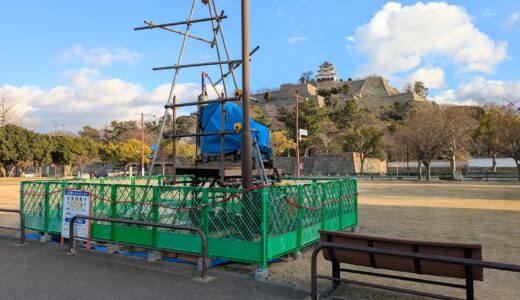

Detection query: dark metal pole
xmin=311 ymin=245 xmax=320 ymax=300
xmin=134 ymin=15 xmax=228 ymax=30
xmin=171 ymin=98 xmax=177 ymax=183
xmin=153 ymin=59 xmax=241 ymax=71
xmin=68 ymin=215 xmax=208 ymax=279
xmin=20 ymin=212 xmax=25 ymax=244
xmin=143 ymin=21 xmax=213 ymax=44
xmin=241 ymin=0 xmax=252 ymax=189
xmin=0 ymin=208 xmax=25 ymax=244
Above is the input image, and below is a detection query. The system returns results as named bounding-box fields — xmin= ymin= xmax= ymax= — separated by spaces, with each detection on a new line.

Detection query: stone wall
xmin=252 ymin=83 xmax=318 ymax=108
xmin=256 ymin=76 xmax=427 ymax=111
xmin=274 ymin=153 xmax=387 ymax=175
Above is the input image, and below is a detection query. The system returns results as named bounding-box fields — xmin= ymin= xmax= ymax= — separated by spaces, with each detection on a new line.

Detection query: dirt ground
xmin=1 ymin=179 xmax=519 ymax=299
xmin=269 ymin=180 xmax=520 ymax=300
xmin=0 ymin=178 xmax=25 ymax=229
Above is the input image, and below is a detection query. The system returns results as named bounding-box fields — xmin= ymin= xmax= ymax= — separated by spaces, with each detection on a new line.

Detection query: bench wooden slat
xmin=320 ymin=230 xmax=483 ymax=281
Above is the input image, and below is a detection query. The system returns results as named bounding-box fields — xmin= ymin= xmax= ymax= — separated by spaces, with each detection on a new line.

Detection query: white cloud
xmin=344 ymin=36 xmax=356 ymax=43
xmin=432 ymin=76 xmax=520 ymax=105
xmin=0 ymin=70 xmax=224 ymax=133
xmin=408 ymin=67 xmax=445 ymax=89
xmin=59 ymin=44 xmax=142 ymax=66
xmin=65 ymin=68 xmax=99 ymax=87
xmin=287 ymin=36 xmax=308 ymax=43
xmin=276 ymin=10 xmax=295 ymax=21
xmin=352 ymin=2 xmax=508 ymax=76
xmin=502 ymin=11 xmax=520 ymax=30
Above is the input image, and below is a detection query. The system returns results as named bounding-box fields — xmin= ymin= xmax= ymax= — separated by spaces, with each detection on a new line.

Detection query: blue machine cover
xmin=201 ymin=102 xmax=272 ymax=156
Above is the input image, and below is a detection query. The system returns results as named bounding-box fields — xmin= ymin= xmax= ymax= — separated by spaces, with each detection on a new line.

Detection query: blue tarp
xmin=201 ymin=102 xmax=272 ymax=156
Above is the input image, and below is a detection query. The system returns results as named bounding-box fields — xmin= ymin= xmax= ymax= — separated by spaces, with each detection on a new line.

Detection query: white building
xmin=316 ymin=61 xmax=338 ymax=82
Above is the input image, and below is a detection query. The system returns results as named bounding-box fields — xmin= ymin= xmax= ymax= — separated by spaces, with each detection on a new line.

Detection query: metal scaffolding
xmin=134 ymin=0 xmax=255 ymax=186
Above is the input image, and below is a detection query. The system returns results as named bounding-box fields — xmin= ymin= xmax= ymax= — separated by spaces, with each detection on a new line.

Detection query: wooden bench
xmin=311 ymin=230 xmax=519 ymax=300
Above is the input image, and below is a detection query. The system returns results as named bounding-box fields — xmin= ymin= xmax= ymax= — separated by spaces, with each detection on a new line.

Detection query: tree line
xmin=255 ymin=84 xmax=520 ymax=180
xmin=1 ymin=85 xmax=519 ymax=179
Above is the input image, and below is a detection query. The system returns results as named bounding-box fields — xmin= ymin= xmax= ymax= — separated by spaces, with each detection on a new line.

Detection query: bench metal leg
xmin=311 ymin=245 xmax=322 ymax=300
xmin=332 ymin=260 xmax=341 ymax=290
xmin=465 ymin=265 xmax=474 ymax=300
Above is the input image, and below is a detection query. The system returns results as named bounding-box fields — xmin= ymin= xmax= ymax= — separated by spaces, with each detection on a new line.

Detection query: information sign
xmin=61 ymin=190 xmax=91 ymax=240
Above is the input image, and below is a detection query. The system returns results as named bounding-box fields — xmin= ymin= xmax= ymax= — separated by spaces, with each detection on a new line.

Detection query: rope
xmin=284 ymin=192 xmax=358 ymax=211
xmin=22 ymin=185 xmax=267 ymax=212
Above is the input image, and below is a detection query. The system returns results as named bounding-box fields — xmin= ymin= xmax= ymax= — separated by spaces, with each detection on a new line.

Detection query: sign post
xmin=61 ymin=190 xmax=91 ymax=249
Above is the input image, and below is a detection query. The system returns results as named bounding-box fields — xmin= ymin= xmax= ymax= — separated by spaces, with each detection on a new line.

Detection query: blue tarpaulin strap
xmin=201 ymin=102 xmax=272 ymax=156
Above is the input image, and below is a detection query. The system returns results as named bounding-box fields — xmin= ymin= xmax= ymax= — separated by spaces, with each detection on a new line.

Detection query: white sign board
xmin=299 ymin=129 xmax=308 ymax=137
xmin=61 ymin=190 xmax=91 ymax=240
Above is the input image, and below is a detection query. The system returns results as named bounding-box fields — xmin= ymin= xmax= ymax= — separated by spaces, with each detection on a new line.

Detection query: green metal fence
xmin=20 ymin=178 xmax=357 ymax=269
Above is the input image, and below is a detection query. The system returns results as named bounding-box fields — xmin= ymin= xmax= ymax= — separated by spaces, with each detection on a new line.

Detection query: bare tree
xmin=299 ymin=71 xmax=314 ymax=84
xmin=396 ymin=105 xmax=446 ymax=181
xmin=473 ymin=106 xmax=502 ymax=172
xmin=390 ymin=129 xmax=415 ymax=175
xmin=0 ymin=91 xmax=19 ymax=126
xmin=441 ymin=106 xmax=478 ymax=178
xmin=495 ymin=111 xmax=520 ymax=180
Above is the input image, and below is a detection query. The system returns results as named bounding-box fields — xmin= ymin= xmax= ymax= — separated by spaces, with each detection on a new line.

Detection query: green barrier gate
xmin=20 ymin=177 xmax=357 ymax=269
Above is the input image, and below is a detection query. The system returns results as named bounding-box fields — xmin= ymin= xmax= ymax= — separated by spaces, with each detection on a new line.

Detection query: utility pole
xmin=295 ymin=94 xmax=300 ymax=178
xmin=141 ymin=113 xmax=145 ymax=176
xmin=241 ymin=0 xmax=253 ymax=188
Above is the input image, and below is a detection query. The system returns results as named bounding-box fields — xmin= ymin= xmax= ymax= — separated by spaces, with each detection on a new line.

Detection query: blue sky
xmin=1 ymin=1 xmax=519 ymax=132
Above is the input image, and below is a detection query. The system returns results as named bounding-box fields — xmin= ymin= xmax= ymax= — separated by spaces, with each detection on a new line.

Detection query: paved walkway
xmin=0 ymin=236 xmax=306 ymax=300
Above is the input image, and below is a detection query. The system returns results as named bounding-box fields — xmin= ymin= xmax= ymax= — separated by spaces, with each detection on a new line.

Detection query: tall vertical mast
xmin=241 ymin=0 xmax=252 ymax=188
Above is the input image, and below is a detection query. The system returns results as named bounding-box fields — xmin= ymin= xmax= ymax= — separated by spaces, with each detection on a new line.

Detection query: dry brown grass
xmin=269 ymin=181 xmax=520 ymax=300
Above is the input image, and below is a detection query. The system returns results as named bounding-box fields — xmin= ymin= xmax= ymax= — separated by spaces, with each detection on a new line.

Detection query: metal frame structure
xmin=311 ymin=242 xmax=520 ymax=300
xmin=134 ymin=0 xmax=256 ymax=187
xmin=0 ymin=208 xmax=25 ymax=244
xmin=68 ymin=215 xmax=208 ymax=279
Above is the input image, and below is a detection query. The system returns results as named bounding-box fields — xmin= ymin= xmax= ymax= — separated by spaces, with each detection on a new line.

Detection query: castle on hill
xmin=252 ymin=61 xmax=427 ymax=111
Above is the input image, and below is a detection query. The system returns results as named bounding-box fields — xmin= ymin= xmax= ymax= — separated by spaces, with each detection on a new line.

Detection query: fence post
xmin=261 ymin=187 xmax=268 ymax=270
xmin=44 ymin=183 xmax=50 ymax=234
xmin=353 ymin=179 xmax=359 ymax=226
xmin=296 ymin=185 xmax=303 ymax=250
xmin=110 ymin=185 xmax=117 ymax=240
xmin=320 ymin=183 xmax=326 ymax=230
xmin=202 ymin=189 xmax=209 ymax=239
xmin=152 ymin=186 xmax=159 ymax=248
xmin=20 ymin=181 xmax=25 ymax=230
xmin=338 ymin=181 xmax=344 ymax=230
xmin=130 ymin=179 xmax=136 ymax=214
